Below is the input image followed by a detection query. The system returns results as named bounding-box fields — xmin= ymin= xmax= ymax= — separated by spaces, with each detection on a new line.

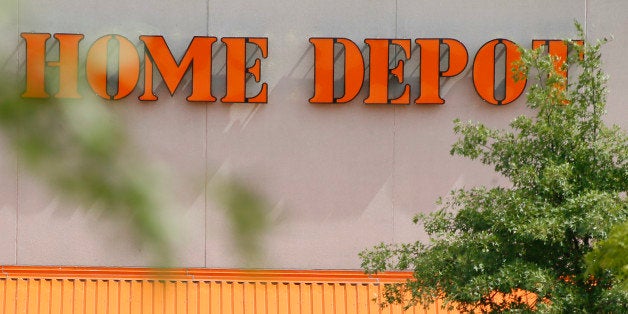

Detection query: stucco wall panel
xmin=392 ymin=0 xmax=588 ymax=245
xmin=14 ymin=0 xmax=210 ymax=267
xmin=0 ymin=137 xmax=17 ymax=266
xmin=203 ymin=0 xmax=398 ymax=268
xmin=0 ymin=0 xmax=18 ymax=265
xmin=588 ymin=0 xmax=628 ymax=127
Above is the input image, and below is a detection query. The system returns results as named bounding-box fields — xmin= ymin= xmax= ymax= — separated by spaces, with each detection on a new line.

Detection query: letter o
xmin=473 ymin=39 xmax=526 ymax=105
xmin=86 ymin=35 xmax=140 ymax=100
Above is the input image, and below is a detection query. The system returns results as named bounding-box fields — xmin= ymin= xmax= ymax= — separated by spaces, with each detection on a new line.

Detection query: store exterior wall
xmin=0 ymin=0 xmax=626 ymax=271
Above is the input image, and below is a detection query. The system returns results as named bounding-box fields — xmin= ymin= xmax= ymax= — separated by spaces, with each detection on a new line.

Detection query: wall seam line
xmin=584 ymin=0 xmax=588 ymax=40
xmin=15 ymin=0 xmax=20 ymax=266
xmin=392 ymin=0 xmax=399 ymax=245
xmin=204 ymin=0 xmax=210 ymax=269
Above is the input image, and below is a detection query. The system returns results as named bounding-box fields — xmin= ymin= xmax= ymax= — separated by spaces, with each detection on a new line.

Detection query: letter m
xmin=140 ymin=36 xmax=216 ymax=101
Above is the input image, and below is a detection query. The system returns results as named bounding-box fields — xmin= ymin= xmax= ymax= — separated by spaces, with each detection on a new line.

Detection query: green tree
xmin=360 ymin=27 xmax=628 ymax=313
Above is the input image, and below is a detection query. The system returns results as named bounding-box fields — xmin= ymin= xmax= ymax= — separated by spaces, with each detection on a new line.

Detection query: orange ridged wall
xmin=0 ymin=266 xmax=460 ymax=313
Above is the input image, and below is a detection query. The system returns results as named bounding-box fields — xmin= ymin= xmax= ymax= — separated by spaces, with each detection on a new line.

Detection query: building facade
xmin=1 ymin=0 xmax=627 ymax=312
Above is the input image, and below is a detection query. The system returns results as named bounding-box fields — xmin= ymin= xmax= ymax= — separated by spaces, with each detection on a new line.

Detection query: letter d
xmin=309 ymin=38 xmax=364 ymax=103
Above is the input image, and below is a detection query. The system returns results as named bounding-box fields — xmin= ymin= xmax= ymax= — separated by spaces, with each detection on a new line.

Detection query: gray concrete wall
xmin=0 ymin=0 xmax=625 ymax=269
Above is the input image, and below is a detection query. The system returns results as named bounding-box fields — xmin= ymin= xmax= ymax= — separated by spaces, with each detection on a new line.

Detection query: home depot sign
xmin=20 ymin=34 xmax=580 ymax=105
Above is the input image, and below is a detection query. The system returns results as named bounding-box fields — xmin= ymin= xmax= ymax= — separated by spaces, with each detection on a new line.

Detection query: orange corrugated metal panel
xmin=0 ymin=266 xmax=464 ymax=313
